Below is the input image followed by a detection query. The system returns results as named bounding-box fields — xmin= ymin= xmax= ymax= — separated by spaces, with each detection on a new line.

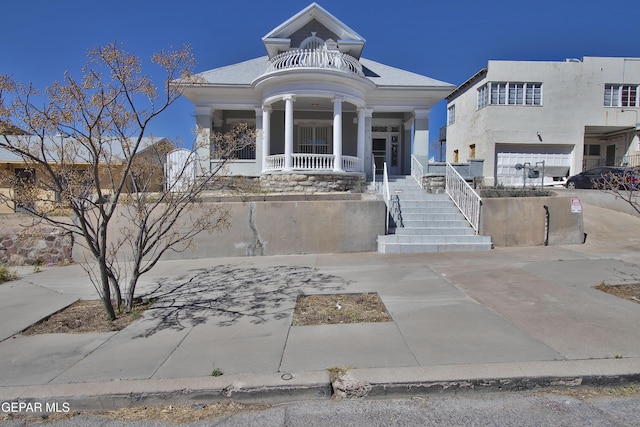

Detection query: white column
xmin=284 ymin=95 xmax=294 ymax=171
xmin=413 ymin=108 xmax=430 ymax=157
xmin=364 ymin=108 xmax=374 ymax=179
xmin=261 ymin=105 xmax=271 ymax=172
xmin=195 ymin=106 xmax=213 ymax=177
xmin=333 ymin=97 xmax=343 ymax=172
xmin=357 ymin=107 xmax=365 ymax=172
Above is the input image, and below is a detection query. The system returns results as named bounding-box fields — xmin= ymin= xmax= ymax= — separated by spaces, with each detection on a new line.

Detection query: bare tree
xmin=0 ymin=43 xmax=255 ymax=320
xmin=597 ymin=168 xmax=640 ymax=215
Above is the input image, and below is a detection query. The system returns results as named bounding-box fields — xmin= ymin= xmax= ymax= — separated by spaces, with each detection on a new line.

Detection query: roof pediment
xmin=262 ymin=3 xmax=365 ymax=59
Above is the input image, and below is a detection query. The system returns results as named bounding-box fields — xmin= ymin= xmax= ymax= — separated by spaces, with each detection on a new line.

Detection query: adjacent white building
xmin=446 ymin=57 xmax=640 ymax=186
xmin=180 ymin=3 xmax=454 ymax=185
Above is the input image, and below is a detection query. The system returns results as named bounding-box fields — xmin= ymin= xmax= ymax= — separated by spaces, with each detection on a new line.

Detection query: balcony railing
xmin=264 ymin=154 xmax=362 ymax=172
xmin=583 ymin=154 xmax=640 ymax=170
xmin=266 ymin=49 xmax=364 ymax=77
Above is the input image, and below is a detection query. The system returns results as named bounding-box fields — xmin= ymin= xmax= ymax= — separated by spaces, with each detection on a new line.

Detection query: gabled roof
xmin=262 ymin=3 xmax=365 ymax=59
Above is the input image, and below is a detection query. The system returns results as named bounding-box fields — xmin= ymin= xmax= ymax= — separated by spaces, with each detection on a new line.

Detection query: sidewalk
xmin=1 ymin=203 xmax=640 ymax=408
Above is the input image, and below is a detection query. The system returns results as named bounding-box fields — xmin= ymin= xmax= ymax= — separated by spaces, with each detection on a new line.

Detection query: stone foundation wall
xmin=259 ymin=173 xmax=366 ymax=193
xmin=421 ymin=175 xmax=446 ymax=194
xmin=0 ymin=226 xmax=73 ymax=266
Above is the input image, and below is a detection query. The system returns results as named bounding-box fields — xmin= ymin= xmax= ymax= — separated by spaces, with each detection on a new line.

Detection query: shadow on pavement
xmin=136 ymin=265 xmax=351 ymax=337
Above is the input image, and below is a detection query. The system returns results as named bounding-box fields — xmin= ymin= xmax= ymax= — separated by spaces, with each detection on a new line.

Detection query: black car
xmin=565 ymin=166 xmax=639 ymax=189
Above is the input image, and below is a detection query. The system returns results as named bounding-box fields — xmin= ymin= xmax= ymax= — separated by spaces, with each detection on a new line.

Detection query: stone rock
xmin=332 ymin=372 xmax=372 ymax=399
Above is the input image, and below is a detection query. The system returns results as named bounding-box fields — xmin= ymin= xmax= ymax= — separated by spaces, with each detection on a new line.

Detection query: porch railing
xmin=266 ymin=49 xmax=365 ymax=77
xmin=445 ymin=162 xmax=481 ymax=234
xmin=264 ymin=154 xmax=361 ymax=172
xmin=411 ymin=154 xmax=424 ymax=189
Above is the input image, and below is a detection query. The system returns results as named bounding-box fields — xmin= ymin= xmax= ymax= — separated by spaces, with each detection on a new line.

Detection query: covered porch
xmin=258 ymin=94 xmax=367 ymax=176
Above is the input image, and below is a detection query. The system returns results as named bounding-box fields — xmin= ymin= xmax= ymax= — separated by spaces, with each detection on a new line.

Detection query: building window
xmin=525 ymin=83 xmax=542 ymax=105
xmin=453 ymin=149 xmax=459 ymax=163
xmin=469 ymin=144 xmax=476 ymax=159
xmin=605 ymin=84 xmax=639 ymax=107
xmin=478 ymin=82 xmax=542 ymax=109
xmin=300 ymin=32 xmax=325 ymax=50
xmin=508 ymin=83 xmax=524 ymax=105
xmin=584 ymin=144 xmax=601 ymax=156
xmin=216 ymin=121 xmax=256 ymax=160
xmin=447 ymin=105 xmax=455 ymax=125
xmin=297 ymin=124 xmax=332 ymax=154
xmin=491 ymin=82 xmax=507 ymax=105
xmin=477 ymin=85 xmax=488 ymax=109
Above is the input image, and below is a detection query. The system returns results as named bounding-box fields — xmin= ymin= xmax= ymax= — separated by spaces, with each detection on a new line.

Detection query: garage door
xmin=496 ymin=146 xmax=571 ymax=186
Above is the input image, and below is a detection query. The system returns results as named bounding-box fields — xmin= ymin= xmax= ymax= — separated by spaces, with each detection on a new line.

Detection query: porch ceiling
xmin=585 ymin=125 xmax=634 ymax=136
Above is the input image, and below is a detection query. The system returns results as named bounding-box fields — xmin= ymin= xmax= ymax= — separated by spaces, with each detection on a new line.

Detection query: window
xmin=300 ymin=33 xmax=325 ymax=50
xmin=453 ymin=149 xmax=459 ymax=163
xmin=490 ymin=82 xmax=507 ymax=105
xmin=508 ymin=83 xmax=524 ymax=105
xmin=622 ymin=85 xmax=638 ymax=107
xmin=604 ymin=84 xmax=620 ymax=107
xmin=525 ymin=83 xmax=542 ymax=105
xmin=469 ymin=144 xmax=476 ymax=159
xmin=297 ymin=124 xmax=332 ymax=154
xmin=583 ymin=144 xmax=601 ymax=156
xmin=477 ymin=85 xmax=488 ymax=109
xmin=447 ymin=105 xmax=455 ymax=125
xmin=478 ymin=82 xmax=542 ymax=109
xmin=215 ymin=121 xmax=256 ymax=160
xmin=605 ymin=84 xmax=639 ymax=107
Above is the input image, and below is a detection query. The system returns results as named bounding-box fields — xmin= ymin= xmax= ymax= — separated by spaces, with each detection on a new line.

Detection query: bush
xmin=479 ymin=185 xmax=554 ymax=198
xmin=0 ymin=266 xmax=18 ymax=283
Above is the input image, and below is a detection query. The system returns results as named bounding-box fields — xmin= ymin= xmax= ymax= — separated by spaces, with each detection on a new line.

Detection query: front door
xmin=606 ymin=144 xmax=616 ymax=166
xmin=373 ymin=137 xmax=386 ymax=175
xmin=372 ymin=135 xmax=401 ymax=175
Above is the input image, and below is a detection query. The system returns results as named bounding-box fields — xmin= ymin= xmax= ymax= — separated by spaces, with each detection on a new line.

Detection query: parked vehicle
xmin=565 ymin=166 xmax=639 ymax=189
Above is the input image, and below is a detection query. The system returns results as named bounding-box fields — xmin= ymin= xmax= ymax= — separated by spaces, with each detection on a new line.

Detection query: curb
xmin=1 ymin=359 xmax=639 ymax=412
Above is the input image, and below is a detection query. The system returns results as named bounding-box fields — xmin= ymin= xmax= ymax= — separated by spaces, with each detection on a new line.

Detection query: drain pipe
xmin=543 ymin=205 xmax=550 ymax=246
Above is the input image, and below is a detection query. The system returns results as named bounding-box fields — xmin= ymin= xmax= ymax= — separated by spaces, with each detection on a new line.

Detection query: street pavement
xmin=0 ymin=201 xmax=640 ymax=411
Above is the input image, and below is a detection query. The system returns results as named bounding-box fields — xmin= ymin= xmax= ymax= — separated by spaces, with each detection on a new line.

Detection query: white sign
xmin=571 ymin=198 xmax=582 ymax=213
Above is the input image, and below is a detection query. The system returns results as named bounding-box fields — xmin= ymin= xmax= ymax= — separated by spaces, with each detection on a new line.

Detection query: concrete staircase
xmin=377 ymin=176 xmax=492 ymax=253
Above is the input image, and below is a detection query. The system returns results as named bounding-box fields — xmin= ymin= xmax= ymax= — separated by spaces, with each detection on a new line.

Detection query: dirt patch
xmin=292 ymin=293 xmax=391 ymax=326
xmin=594 ymin=283 xmax=640 ymax=305
xmin=21 ymin=300 xmax=151 ymax=335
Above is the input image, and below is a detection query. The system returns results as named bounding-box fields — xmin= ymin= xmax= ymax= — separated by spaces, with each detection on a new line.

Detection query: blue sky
xmin=2 ymin=0 xmax=639 ymax=156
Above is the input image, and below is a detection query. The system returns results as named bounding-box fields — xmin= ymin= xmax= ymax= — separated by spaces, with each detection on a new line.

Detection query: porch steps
xmin=377 ymin=176 xmax=492 ymax=253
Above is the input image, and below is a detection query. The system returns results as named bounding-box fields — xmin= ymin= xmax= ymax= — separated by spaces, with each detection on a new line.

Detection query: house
xmin=0 ymin=135 xmax=170 ymax=213
xmin=445 ymin=57 xmax=640 ymax=186
xmin=180 ymin=3 xmax=455 ymax=191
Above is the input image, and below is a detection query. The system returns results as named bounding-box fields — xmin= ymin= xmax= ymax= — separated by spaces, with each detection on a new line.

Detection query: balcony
xmin=265 ymin=49 xmax=364 ymax=77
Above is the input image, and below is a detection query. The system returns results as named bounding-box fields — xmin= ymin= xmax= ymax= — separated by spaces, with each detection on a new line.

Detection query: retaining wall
xmin=480 ymin=196 xmax=584 ymax=246
xmin=73 ymin=196 xmax=386 ymax=261
xmin=0 ymin=226 xmax=73 ymax=266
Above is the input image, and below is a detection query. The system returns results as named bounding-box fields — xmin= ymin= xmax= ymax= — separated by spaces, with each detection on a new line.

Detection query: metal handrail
xmin=445 ymin=162 xmax=481 ymax=234
xmin=411 ymin=154 xmax=424 ymax=189
xmin=382 ymin=162 xmax=391 ymax=233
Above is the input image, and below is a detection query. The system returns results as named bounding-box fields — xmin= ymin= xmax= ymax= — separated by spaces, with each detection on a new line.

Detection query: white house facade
xmin=445 ymin=57 xmax=640 ymax=186
xmin=180 ymin=3 xmax=454 ymax=187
